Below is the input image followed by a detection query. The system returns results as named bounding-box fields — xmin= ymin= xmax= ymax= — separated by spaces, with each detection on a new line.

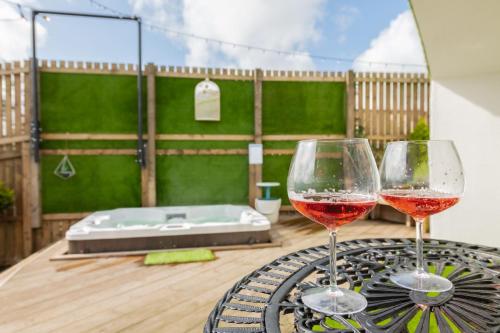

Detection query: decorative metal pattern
xmin=204 ymin=238 xmax=500 ymax=333
xmin=54 ymin=155 xmax=76 ymax=179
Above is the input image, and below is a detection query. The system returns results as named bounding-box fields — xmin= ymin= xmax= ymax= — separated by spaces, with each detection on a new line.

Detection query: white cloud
xmin=130 ymin=0 xmax=183 ymax=31
xmin=333 ymin=5 xmax=359 ymax=44
xmin=130 ymin=0 xmax=325 ymax=69
xmin=353 ymin=10 xmax=427 ymax=73
xmin=0 ymin=1 xmax=47 ymax=62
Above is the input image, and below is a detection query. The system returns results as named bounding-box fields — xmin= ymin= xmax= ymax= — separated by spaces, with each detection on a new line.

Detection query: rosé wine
xmin=290 ymin=193 xmax=376 ymax=230
xmin=380 ymin=190 xmax=459 ymax=219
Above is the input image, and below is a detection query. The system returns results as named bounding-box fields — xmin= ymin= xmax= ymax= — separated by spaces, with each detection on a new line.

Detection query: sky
xmin=0 ymin=0 xmax=427 ymax=72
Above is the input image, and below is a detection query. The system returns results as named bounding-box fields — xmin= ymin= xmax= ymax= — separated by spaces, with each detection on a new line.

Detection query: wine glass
xmin=288 ymin=139 xmax=379 ymax=315
xmin=380 ymin=140 xmax=464 ymax=292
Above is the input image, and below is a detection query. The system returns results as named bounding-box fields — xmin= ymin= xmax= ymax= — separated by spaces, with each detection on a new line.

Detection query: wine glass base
xmin=301 ymin=287 xmax=367 ymax=316
xmin=390 ymin=270 xmax=453 ymax=292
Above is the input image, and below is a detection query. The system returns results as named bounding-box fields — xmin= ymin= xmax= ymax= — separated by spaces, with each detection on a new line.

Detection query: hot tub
xmin=66 ymin=205 xmax=271 ymax=254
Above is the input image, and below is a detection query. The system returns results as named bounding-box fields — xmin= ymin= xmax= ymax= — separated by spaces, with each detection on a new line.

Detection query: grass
xmin=144 ymin=249 xmax=215 ymax=265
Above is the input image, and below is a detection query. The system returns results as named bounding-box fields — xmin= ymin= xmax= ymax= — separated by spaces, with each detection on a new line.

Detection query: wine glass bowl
xmin=380 ymin=140 xmax=464 ymax=292
xmin=288 ymin=139 xmax=379 ymax=315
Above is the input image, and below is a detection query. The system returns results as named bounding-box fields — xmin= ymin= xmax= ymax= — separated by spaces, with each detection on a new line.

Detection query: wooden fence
xmin=354 ymin=72 xmax=429 ymax=150
xmin=0 ymin=60 xmax=429 ymax=265
xmin=0 ymin=61 xmax=38 ymax=267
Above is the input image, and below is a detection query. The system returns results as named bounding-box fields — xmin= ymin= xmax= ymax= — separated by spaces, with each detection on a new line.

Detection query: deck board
xmin=0 ymin=218 xmax=415 ymax=333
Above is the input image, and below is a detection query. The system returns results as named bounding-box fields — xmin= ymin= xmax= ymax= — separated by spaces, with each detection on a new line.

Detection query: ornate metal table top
xmin=204 ymin=238 xmax=500 ymax=333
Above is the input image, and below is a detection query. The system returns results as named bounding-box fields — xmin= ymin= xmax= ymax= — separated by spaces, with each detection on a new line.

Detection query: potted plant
xmin=0 ymin=181 xmax=14 ymax=213
xmin=409 ymin=118 xmax=430 ymax=141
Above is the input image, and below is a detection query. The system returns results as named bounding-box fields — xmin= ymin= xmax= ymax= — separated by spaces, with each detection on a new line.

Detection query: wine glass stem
xmin=329 ymin=230 xmax=338 ymax=291
xmin=415 ymin=218 xmax=424 ymax=273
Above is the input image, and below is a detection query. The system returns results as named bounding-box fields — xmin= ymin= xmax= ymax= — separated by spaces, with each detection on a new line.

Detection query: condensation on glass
xmin=195 ymin=78 xmax=220 ymax=121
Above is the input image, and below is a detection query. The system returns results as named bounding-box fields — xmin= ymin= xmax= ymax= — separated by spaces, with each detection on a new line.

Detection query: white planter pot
xmin=255 ymin=198 xmax=282 ymax=223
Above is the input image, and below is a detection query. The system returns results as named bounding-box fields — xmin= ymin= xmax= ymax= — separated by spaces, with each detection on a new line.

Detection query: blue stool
xmin=256 ymin=182 xmax=280 ymax=200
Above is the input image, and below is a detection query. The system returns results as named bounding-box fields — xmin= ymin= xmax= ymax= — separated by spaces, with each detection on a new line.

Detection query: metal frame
xmin=204 ymin=238 xmax=500 ymax=332
xmin=30 ymin=10 xmax=145 ymax=167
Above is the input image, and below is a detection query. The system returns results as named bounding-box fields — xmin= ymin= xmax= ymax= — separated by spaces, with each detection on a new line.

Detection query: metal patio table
xmin=204 ymin=238 xmax=500 ymax=333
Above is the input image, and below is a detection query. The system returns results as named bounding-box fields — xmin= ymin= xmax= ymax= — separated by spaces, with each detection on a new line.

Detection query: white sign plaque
xmin=248 ymin=144 xmax=263 ymax=165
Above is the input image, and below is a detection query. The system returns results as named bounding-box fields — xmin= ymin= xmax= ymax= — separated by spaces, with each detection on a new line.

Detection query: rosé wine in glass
xmin=380 ymin=190 xmax=459 ymax=219
xmin=287 ymin=139 xmax=379 ymax=315
xmin=290 ymin=193 xmax=376 ymax=230
xmin=380 ymin=140 xmax=464 ymax=293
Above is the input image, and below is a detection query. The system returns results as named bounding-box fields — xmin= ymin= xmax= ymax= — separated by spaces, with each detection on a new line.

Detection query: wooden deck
xmin=0 ymin=218 xmax=415 ymax=333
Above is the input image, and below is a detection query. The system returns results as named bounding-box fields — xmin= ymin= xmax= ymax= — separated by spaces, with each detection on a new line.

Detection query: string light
xmin=85 ymin=0 xmax=425 ymax=69
xmin=17 ymin=3 xmax=25 ymax=20
xmin=1 ymin=0 xmax=427 ymax=70
xmin=0 ymin=0 xmax=25 ymax=21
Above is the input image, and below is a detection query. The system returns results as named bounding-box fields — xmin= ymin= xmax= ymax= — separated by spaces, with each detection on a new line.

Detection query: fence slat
xmin=4 ymin=64 xmax=12 ymax=138
xmin=14 ymin=156 xmax=23 ymax=259
xmin=370 ymin=73 xmax=377 ymax=142
xmin=14 ymin=63 xmax=22 ymax=136
xmin=398 ymin=74 xmax=405 ymax=137
xmin=405 ymin=73 xmax=412 ymax=135
xmin=363 ymin=74 xmax=370 ymax=138
xmin=377 ymin=73 xmax=384 ymax=148
xmin=385 ymin=76 xmax=392 ymax=145
xmin=418 ymin=75 xmax=425 ymax=121
xmin=24 ymin=61 xmax=31 ymax=134
xmin=413 ymin=74 xmax=419 ymax=128
xmin=0 ymin=69 xmax=3 ymax=138
xmin=346 ymin=71 xmax=355 ymax=138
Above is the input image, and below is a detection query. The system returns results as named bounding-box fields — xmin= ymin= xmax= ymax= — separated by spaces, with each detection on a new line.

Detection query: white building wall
xmin=430 ymin=73 xmax=500 ymax=247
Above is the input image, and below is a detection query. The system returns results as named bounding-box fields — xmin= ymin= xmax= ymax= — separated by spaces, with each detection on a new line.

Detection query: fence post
xmin=21 ymin=142 xmax=33 ymax=256
xmin=141 ymin=63 xmax=157 ymax=207
xmin=346 ymin=70 xmax=355 ymax=138
xmin=27 ymin=60 xmax=42 ymax=231
xmin=249 ymin=68 xmax=263 ymax=206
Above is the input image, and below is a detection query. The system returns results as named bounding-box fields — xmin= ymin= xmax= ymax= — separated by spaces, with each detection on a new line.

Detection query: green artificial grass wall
xmin=261 ymin=81 xmax=347 ymax=203
xmin=38 ymin=72 xmax=348 ymax=213
xmin=262 ymin=155 xmax=293 ymax=205
xmin=156 ymin=140 xmax=250 ymax=149
xmin=156 ymin=77 xmax=254 ymax=134
xmin=262 ymin=81 xmax=346 ymax=134
xmin=40 ymin=73 xmax=144 ymax=213
xmin=41 ymin=155 xmax=141 ymax=213
xmin=155 ymin=77 xmax=253 ymax=206
xmin=156 ymin=155 xmax=248 ymax=206
xmin=41 ymin=140 xmax=137 ymax=149
xmin=40 ymin=72 xmax=146 ymax=133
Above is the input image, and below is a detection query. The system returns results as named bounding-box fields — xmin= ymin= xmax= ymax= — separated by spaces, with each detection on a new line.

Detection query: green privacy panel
xmin=156 ymin=77 xmax=254 ymax=134
xmin=262 ymin=81 xmax=346 ymax=134
xmin=41 ymin=140 xmax=138 ymax=149
xmin=157 ymin=155 xmax=248 ymax=205
xmin=40 ymin=72 xmax=145 ymax=133
xmin=262 ymin=155 xmax=293 ymax=205
xmin=41 ymin=155 xmax=141 ymax=213
xmin=156 ymin=140 xmax=250 ymax=149
xmin=264 ymin=141 xmax=298 ymax=149
xmin=37 ymin=72 xmax=350 ymax=212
